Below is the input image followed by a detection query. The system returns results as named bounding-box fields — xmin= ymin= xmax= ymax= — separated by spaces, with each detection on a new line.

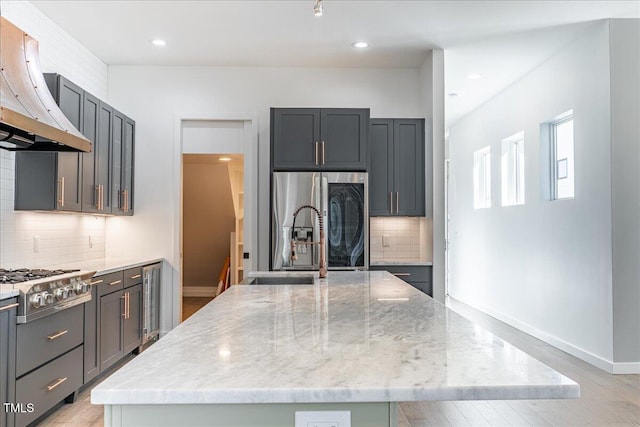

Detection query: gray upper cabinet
xmin=15 ymin=75 xmax=84 ymax=212
xmin=14 ymin=74 xmax=134 ymax=216
xmin=369 ymin=119 xmax=425 ymax=216
xmin=271 ymin=108 xmax=369 ymax=171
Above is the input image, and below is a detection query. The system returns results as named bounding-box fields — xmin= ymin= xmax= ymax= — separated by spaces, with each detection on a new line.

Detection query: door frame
xmin=171 ymin=113 xmax=258 ymax=327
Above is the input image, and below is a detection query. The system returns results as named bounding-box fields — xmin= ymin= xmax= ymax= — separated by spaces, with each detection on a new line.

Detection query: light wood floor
xmin=38 ymin=298 xmax=639 ymax=427
xmin=182 ymin=296 xmax=214 ymax=321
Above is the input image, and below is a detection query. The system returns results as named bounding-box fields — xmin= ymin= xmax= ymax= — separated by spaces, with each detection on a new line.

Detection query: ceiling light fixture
xmin=467 ymin=73 xmax=481 ymax=80
xmin=314 ymin=0 xmax=323 ymax=17
xmin=151 ymin=39 xmax=166 ymax=47
xmin=352 ymin=41 xmax=369 ymax=49
xmin=219 ymin=156 xmax=232 ymax=162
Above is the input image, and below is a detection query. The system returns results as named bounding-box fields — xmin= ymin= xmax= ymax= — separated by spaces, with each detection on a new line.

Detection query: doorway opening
xmin=181 ymin=153 xmax=244 ymax=321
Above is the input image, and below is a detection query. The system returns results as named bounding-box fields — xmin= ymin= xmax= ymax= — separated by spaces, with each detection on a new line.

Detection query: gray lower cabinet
xmin=98 ymin=269 xmax=142 ymax=373
xmin=370 ymin=119 xmax=425 ymax=216
xmin=14 ymin=305 xmax=84 ymax=427
xmin=0 ymin=298 xmax=17 ymax=427
xmin=370 ymin=265 xmax=432 ymax=297
xmin=83 ymin=282 xmax=100 ymax=384
xmin=271 ymin=108 xmax=369 ymax=171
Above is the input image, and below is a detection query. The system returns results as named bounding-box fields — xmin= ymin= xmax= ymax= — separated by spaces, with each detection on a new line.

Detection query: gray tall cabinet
xmin=369 ymin=119 xmax=425 ymax=216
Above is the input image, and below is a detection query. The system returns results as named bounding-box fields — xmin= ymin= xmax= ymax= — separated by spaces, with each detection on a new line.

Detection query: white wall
xmin=609 ymin=19 xmax=640 ymax=367
xmin=448 ymin=21 xmax=617 ymax=369
xmin=0 ymin=1 xmax=109 ymax=268
xmin=106 ymin=65 xmax=425 ymax=328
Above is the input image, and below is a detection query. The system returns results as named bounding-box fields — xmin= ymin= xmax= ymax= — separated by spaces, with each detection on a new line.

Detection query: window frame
xmin=473 ymin=145 xmax=492 ymax=209
xmin=550 ymin=111 xmax=575 ymax=200
xmin=501 ymin=131 xmax=525 ymax=207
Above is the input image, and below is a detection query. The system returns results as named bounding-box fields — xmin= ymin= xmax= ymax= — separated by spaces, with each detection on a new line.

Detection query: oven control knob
xmin=75 ymin=282 xmax=88 ymax=294
xmin=54 ymin=288 xmax=69 ymax=301
xmin=30 ymin=293 xmax=43 ymax=308
xmin=41 ymin=291 xmax=53 ymax=306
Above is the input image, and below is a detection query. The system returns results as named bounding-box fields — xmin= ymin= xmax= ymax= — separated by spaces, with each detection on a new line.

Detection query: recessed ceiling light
xmin=151 ymin=39 xmax=166 ymax=47
xmin=352 ymin=41 xmax=369 ymax=49
xmin=467 ymin=73 xmax=481 ymax=80
xmin=219 ymin=156 xmax=232 ymax=162
xmin=448 ymin=93 xmax=459 ymax=98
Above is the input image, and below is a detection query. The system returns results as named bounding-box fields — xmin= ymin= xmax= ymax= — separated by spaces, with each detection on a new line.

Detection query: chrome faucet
xmin=290 ymin=204 xmax=327 ymax=278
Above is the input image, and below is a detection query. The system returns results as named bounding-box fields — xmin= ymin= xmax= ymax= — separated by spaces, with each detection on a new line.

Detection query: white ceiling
xmin=30 ymin=0 xmax=640 ymax=126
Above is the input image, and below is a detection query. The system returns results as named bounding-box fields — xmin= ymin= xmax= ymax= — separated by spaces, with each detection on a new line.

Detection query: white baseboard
xmin=182 ymin=286 xmax=216 ymax=297
xmin=447 ymin=296 xmax=639 ymax=375
xmin=612 ymin=362 xmax=640 ymax=374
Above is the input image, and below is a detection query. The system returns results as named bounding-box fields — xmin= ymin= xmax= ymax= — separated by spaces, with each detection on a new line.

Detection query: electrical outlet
xmin=294 ymin=411 xmax=351 ymax=427
xmin=382 ymin=234 xmax=391 ymax=247
xmin=33 ymin=236 xmax=39 ymax=253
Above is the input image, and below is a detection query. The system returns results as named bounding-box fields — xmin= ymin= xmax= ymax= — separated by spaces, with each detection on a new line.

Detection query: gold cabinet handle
xmin=315 ymin=141 xmax=319 ymax=166
xmin=100 ymin=184 xmax=104 ymax=210
xmin=90 ymin=279 xmax=103 ymax=285
xmin=121 ymin=293 xmax=127 ymax=317
xmin=130 ymin=274 xmax=141 ymax=279
xmin=95 ymin=185 xmax=100 ymax=209
xmin=389 ymin=192 xmax=393 ymax=214
xmin=57 ymin=177 xmax=65 ymax=207
xmin=46 ymin=377 xmax=67 ymax=391
xmin=127 ymin=292 xmax=130 ymax=319
xmin=47 ymin=330 xmax=68 ymax=340
xmin=321 ymin=140 xmax=325 ymax=165
xmin=110 ymin=280 xmax=122 ymax=286
xmin=396 ymin=191 xmax=399 ymax=213
xmin=392 ymin=273 xmax=411 ymax=277
xmin=0 ymin=303 xmax=19 ymax=312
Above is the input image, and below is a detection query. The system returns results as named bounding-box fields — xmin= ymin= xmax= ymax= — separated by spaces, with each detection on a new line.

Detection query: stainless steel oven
xmin=272 ymin=172 xmax=368 ymax=271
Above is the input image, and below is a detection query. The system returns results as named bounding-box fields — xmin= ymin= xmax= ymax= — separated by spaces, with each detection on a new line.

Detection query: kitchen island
xmin=91 ymin=271 xmax=579 ymax=427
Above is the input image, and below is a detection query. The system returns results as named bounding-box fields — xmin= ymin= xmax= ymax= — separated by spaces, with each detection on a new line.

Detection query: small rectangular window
xmin=474 ymin=146 xmax=491 ymax=209
xmin=501 ymin=132 xmax=525 ymax=206
xmin=552 ymin=112 xmax=574 ymax=199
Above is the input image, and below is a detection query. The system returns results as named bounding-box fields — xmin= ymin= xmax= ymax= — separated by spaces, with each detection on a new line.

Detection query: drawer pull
xmin=130 ymin=274 xmax=141 ymax=279
xmin=90 ymin=279 xmax=103 ymax=285
xmin=109 ymin=280 xmax=122 ymax=286
xmin=47 ymin=330 xmax=69 ymax=340
xmin=0 ymin=302 xmax=19 ymax=312
xmin=393 ymin=273 xmax=411 ymax=277
xmin=46 ymin=377 xmax=67 ymax=391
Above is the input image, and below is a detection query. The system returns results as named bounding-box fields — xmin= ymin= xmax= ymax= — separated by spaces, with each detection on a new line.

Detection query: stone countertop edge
xmin=0 ymin=286 xmax=19 ymax=301
xmin=91 ymin=271 xmax=580 ymax=405
xmin=369 ymin=261 xmax=433 ymax=266
xmin=90 ymin=258 xmax=164 ymax=277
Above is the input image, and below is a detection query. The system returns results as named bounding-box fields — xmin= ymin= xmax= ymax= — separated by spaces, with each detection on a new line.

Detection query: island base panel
xmin=104 ymin=402 xmax=396 ymax=427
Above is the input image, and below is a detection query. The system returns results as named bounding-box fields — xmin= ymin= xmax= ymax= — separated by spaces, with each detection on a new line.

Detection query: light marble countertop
xmin=0 ymin=285 xmax=19 ymax=301
xmin=91 ymin=271 xmax=579 ymax=405
xmin=50 ymin=257 xmax=164 ymax=277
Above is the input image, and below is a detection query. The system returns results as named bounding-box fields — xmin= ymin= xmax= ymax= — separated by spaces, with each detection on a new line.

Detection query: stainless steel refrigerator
xmin=271 ymin=172 xmax=368 ymax=271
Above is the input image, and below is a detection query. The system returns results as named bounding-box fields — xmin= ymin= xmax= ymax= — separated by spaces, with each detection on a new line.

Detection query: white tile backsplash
xmin=0 ymin=2 xmax=109 ymax=269
xmin=370 ymin=217 xmax=432 ymax=263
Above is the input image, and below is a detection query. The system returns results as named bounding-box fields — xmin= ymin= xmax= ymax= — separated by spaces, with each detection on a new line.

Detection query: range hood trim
xmin=0 ymin=17 xmax=91 ymax=152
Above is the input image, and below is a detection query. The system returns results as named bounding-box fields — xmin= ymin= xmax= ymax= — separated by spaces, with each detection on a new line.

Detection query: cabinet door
xmin=111 ymin=110 xmax=124 ymax=213
xmin=393 ymin=119 xmax=425 ymax=216
xmin=271 ymin=108 xmax=321 ymax=170
xmin=123 ymin=284 xmax=143 ymax=354
xmin=0 ymin=299 xmax=17 ymax=427
xmin=122 ymin=117 xmax=135 ymax=215
xmin=83 ymin=284 xmax=100 ymax=384
xmin=369 ymin=119 xmax=394 ymax=216
xmin=81 ymin=92 xmax=100 ymax=213
xmin=99 ymin=290 xmax=124 ymax=372
xmin=56 ymin=76 xmax=84 ymax=212
xmin=320 ymin=108 xmax=369 ymax=171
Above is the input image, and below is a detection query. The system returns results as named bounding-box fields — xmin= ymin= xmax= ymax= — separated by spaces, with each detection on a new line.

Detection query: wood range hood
xmin=0 ymin=17 xmax=91 ymax=152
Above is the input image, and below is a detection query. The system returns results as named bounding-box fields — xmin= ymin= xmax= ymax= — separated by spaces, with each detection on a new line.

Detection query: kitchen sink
xmin=243 ymin=276 xmax=315 ymax=285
